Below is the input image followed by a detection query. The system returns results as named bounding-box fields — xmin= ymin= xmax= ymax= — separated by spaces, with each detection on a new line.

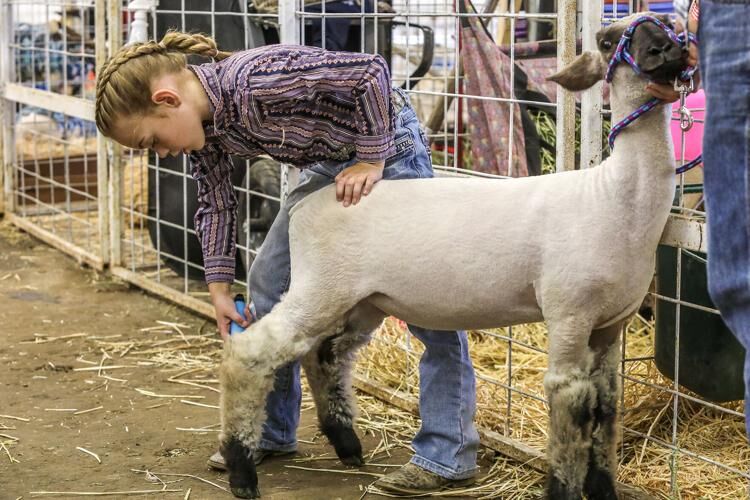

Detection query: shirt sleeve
xmin=189 ymin=144 xmax=238 ymax=284
xmin=351 ymin=54 xmax=396 ymax=163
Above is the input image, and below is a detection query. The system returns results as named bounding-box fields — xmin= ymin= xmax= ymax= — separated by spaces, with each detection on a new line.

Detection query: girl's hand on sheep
xmin=646 ymin=30 xmax=700 ymax=103
xmin=335 ymin=160 xmax=385 ymax=207
xmin=208 ymin=282 xmax=250 ymax=341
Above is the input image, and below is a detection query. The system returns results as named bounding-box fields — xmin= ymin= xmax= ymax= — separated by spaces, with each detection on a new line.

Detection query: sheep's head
xmin=548 ymin=13 xmax=688 ymax=92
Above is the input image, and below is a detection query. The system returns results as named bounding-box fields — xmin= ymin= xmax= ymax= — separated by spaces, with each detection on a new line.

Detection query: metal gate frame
xmin=0 ymin=0 xmax=109 ymax=270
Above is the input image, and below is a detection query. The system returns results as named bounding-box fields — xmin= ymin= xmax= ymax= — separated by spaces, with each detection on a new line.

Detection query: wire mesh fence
xmin=1 ymin=0 xmax=106 ymax=268
xmin=104 ymin=0 xmax=291 ymax=315
xmin=1 ymin=0 xmax=746 ymax=497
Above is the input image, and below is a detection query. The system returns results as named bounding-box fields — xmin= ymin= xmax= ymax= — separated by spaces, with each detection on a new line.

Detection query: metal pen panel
xmin=2 ymin=0 xmax=104 ymax=268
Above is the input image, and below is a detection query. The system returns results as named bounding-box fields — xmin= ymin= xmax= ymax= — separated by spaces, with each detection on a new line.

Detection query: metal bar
xmin=650 ymin=292 xmax=719 ymax=315
xmin=108 ymin=0 xmax=122 ymax=266
xmin=555 ymin=0 xmax=576 ymax=172
xmin=110 ymin=266 xmax=216 ymax=319
xmin=670 ymin=240 xmax=684 ymax=494
xmin=623 ymin=427 xmax=750 ymax=479
xmin=5 ymin=212 xmax=104 ymax=270
xmin=507 ymin=1 xmax=516 ymax=176
xmin=13 ymin=163 xmax=97 ymax=200
xmin=96 ymin=0 xmax=109 ymax=265
xmin=2 ymin=83 xmax=96 ymax=121
xmin=0 ymin=0 xmax=12 ymax=214
xmin=580 ymin=0 xmax=603 ymax=169
xmin=288 ymin=11 xmax=558 ymax=19
xmin=278 ymin=0 xmax=299 ymax=45
xmin=660 ymin=215 xmax=706 ymax=253
xmin=277 ymin=0 xmax=297 ymax=201
xmin=620 ymin=373 xmax=744 ymax=417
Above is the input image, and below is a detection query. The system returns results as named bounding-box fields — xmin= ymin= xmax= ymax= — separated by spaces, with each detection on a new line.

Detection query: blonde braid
xmin=95 ymin=31 xmax=230 ymax=137
xmin=160 ymin=31 xmax=232 ymax=61
xmin=95 ymin=41 xmax=168 ymax=134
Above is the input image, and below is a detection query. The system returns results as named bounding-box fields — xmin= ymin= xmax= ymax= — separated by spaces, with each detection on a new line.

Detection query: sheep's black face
xmin=630 ymin=20 xmax=687 ymax=83
xmin=597 ymin=15 xmax=688 ymax=84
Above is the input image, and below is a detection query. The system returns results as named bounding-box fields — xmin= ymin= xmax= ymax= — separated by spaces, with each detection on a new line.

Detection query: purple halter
xmin=605 ymin=15 xmax=701 ymax=174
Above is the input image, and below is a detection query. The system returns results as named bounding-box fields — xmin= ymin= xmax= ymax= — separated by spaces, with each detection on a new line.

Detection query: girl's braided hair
xmin=95 ymin=31 xmax=231 ymax=136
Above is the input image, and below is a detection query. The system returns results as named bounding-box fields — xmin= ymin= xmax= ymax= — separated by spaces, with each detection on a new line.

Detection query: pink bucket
xmin=670 ymin=89 xmax=705 ymax=162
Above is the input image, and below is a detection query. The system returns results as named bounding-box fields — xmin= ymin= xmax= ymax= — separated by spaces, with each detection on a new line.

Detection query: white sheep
xmin=219 ymin=14 xmax=688 ymax=500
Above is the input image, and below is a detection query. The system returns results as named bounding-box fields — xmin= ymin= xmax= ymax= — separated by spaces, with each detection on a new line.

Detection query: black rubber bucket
xmin=146 ymin=155 xmax=246 ymax=281
xmin=147 ymin=155 xmax=281 ymax=282
xmin=654 ymin=245 xmax=745 ymax=402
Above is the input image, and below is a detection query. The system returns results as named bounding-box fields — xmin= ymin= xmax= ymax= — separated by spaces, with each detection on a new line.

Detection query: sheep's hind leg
xmin=220 ymin=297 xmax=339 ymax=499
xmin=584 ymin=322 xmax=623 ymax=500
xmin=302 ymin=302 xmax=385 ymax=467
xmin=544 ymin=318 xmax=597 ymax=500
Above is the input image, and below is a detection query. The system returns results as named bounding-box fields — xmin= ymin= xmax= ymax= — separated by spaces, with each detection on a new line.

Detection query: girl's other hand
xmin=335 ymin=160 xmax=385 ymax=207
xmin=646 ymin=24 xmax=700 ymax=103
xmin=208 ymin=282 xmax=250 ymax=341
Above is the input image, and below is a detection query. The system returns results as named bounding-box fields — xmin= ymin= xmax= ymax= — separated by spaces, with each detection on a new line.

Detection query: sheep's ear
xmin=547 ymin=51 xmax=607 ymax=91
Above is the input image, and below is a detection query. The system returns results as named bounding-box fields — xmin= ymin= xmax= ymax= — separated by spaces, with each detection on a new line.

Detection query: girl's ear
xmin=151 ymin=88 xmax=182 ymax=108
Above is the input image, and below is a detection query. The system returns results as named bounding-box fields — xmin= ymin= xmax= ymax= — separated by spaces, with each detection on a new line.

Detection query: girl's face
xmin=111 ymin=106 xmax=205 ymax=158
xmin=110 ymin=74 xmax=208 ymax=157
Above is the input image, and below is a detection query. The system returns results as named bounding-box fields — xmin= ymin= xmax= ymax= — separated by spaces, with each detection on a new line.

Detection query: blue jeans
xmin=246 ymin=90 xmax=480 ymax=479
xmin=699 ymin=0 xmax=750 ymax=437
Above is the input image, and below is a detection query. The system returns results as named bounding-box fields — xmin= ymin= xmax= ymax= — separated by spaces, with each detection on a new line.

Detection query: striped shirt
xmin=187 ymin=45 xmax=396 ymax=283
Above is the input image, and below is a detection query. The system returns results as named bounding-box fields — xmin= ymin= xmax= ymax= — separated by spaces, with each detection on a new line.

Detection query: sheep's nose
xmin=647 ymin=42 xmax=673 ymax=56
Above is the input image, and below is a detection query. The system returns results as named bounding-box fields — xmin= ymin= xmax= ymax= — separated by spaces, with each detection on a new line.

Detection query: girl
xmin=96 ymin=31 xmax=479 ymax=493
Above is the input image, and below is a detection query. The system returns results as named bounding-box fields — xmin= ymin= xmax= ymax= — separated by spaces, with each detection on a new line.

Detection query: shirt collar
xmin=188 ymin=63 xmax=228 ymax=136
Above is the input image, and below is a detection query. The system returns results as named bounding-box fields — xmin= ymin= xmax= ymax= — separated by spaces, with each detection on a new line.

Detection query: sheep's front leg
xmin=544 ymin=319 xmax=597 ymax=500
xmin=302 ymin=303 xmax=384 ymax=466
xmin=584 ymin=323 xmax=623 ymax=500
xmin=219 ymin=301 xmax=327 ymax=499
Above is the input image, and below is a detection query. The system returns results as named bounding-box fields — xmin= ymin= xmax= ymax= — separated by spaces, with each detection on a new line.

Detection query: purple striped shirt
xmin=187 ymin=45 xmax=396 ymax=283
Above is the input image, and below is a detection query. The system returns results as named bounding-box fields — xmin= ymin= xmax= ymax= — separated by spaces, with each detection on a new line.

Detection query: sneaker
xmin=207 ymin=448 xmax=295 ymax=471
xmin=372 ymin=463 xmax=476 ymax=495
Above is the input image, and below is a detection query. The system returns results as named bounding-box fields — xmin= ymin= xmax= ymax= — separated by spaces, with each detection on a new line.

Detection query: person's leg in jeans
xmin=699 ymin=0 xmax=750 ymax=437
xmin=375 ymin=96 xmax=480 ymax=490
xmin=408 ymin=326 xmax=480 ymax=479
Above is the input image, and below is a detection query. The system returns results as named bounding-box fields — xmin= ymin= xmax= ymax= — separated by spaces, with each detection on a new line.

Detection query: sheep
xmin=219 ymin=13 xmax=688 ymax=500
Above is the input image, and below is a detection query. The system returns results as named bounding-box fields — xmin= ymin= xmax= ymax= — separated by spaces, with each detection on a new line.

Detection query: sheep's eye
xmin=600 ymin=39 xmax=613 ymax=50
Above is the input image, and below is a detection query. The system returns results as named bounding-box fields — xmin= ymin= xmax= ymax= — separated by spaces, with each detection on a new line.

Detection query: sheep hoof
xmin=230 ymin=486 xmax=261 ymax=499
xmin=545 ymin=473 xmax=583 ymax=500
xmin=321 ymin=415 xmax=364 ymax=467
xmin=584 ymin=466 xmax=618 ymax=500
xmin=222 ymin=437 xmax=260 ymax=499
xmin=340 ymin=453 xmax=365 ymax=467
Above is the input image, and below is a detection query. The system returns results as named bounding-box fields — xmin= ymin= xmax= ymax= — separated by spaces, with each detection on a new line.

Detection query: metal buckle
xmin=679 ymin=106 xmax=694 ymax=132
xmin=673 ymin=76 xmax=695 ymax=132
xmin=673 ymin=75 xmax=695 ymax=93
